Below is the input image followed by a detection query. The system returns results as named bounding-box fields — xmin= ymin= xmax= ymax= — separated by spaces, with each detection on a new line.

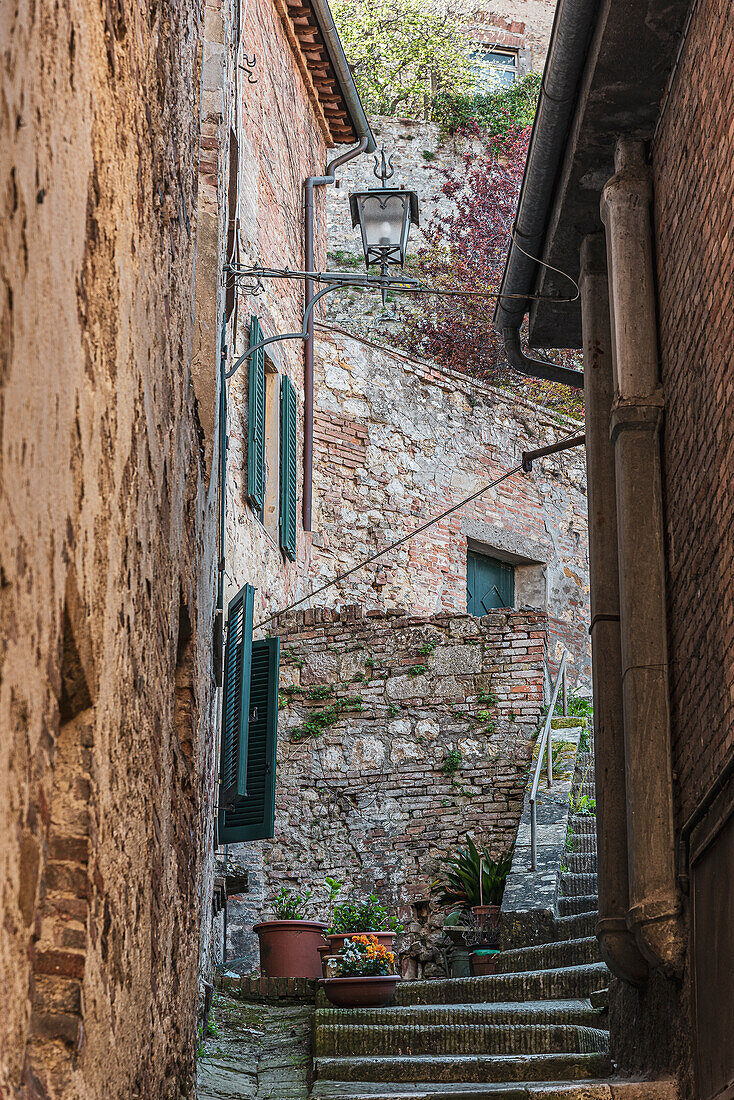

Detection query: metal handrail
xmin=529 ymin=651 xmax=568 ymax=870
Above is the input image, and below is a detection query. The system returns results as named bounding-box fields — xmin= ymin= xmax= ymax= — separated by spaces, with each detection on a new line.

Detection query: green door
xmin=467 ymin=550 xmax=514 ymax=615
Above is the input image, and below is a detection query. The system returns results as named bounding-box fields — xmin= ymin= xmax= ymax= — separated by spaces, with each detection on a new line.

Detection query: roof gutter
xmin=493 ymin=0 xmax=598 ymax=383
xmin=309 ymin=0 xmax=376 ymax=154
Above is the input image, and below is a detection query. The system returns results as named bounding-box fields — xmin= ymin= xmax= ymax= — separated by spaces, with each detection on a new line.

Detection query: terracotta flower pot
xmin=470 ymin=948 xmax=499 ymax=976
xmin=254 ymin=920 xmax=327 ymax=979
xmin=471 ymin=904 xmax=501 ymax=929
xmin=321 ymin=975 xmax=400 ymax=1008
xmin=326 ymin=931 xmax=396 ymax=955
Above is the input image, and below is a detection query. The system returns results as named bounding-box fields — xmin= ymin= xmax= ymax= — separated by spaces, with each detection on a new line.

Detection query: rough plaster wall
xmin=226 ymin=606 xmax=548 ymax=976
xmin=0 ymin=0 xmax=217 ymax=1096
xmin=308 ymin=326 xmax=590 ymax=687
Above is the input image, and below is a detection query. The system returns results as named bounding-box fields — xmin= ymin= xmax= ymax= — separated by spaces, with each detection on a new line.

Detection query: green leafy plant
xmin=422 ymin=150 xmax=435 ymax=162
xmin=433 ymin=71 xmax=541 ymax=136
xmin=570 ymin=793 xmax=596 ymax=816
xmin=407 ymin=664 xmax=427 ymax=677
xmin=331 ymin=0 xmax=471 ymax=119
xmin=560 ymin=695 xmax=593 ymax=719
xmin=293 ymin=696 xmax=364 ymax=742
xmin=387 ymin=702 xmax=400 ymax=717
xmin=272 ymin=886 xmax=312 ymax=920
xmin=417 ymin=642 xmax=436 ymax=656
xmin=432 ymin=837 xmax=512 ymax=911
xmin=440 ymin=748 xmax=462 ymax=777
xmin=305 ymin=683 xmax=335 ymax=701
xmin=477 ymin=690 xmax=498 ymax=706
xmin=330 ymin=894 xmax=403 ymax=935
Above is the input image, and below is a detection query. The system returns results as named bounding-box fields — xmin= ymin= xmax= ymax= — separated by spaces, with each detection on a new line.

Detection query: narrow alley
xmin=1 ymin=0 xmax=732 ymax=1097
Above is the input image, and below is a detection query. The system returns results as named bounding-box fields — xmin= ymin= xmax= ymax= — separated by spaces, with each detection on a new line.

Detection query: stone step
xmin=315 ymin=1022 xmax=609 ymax=1058
xmin=309 ymin=1076 xmax=678 ymax=1099
xmin=558 ymin=894 xmax=598 ymax=917
xmin=554 ymin=912 xmax=597 ymax=940
xmin=379 ymin=964 xmax=610 ymax=1007
xmin=314 ymin=1052 xmax=613 ymax=1084
xmin=561 ymin=872 xmax=598 ymax=897
xmin=564 ymin=851 xmax=597 ymax=874
xmin=497 ymin=938 xmax=602 ymax=975
xmin=314 ymin=1000 xmax=603 ymax=1032
xmin=568 ymin=815 xmax=597 ymax=835
xmin=565 ymin=831 xmax=597 ymax=855
xmin=574 ymin=782 xmax=596 ymax=800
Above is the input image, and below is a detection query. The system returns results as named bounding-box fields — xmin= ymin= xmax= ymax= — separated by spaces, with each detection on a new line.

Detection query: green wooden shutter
xmin=247 ymin=316 xmax=265 ymax=511
xmin=219 ymin=584 xmax=254 ymax=807
xmin=280 ymin=375 xmax=297 ymax=560
xmin=218 ymin=637 xmax=280 ymax=844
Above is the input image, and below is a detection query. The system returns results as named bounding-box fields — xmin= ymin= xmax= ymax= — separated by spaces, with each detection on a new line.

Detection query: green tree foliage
xmin=331 ymin=0 xmax=471 ymax=119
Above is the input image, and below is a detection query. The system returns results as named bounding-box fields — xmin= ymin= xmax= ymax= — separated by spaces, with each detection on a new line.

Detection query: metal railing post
xmin=531 ymin=800 xmax=537 ymax=871
xmin=563 ymin=666 xmax=568 ymax=716
xmin=528 ymin=651 xmax=568 ymax=876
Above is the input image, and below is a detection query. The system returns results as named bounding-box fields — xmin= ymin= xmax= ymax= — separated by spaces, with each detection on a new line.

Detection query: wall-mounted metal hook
xmin=373 ymin=146 xmax=396 ymax=188
xmin=239 ymin=53 xmax=257 ymax=84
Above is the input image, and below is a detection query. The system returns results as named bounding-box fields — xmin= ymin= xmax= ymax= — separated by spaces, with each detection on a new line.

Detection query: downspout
xmin=302 ymin=0 xmax=375 ymax=531
xmin=493 ymin=0 xmax=598 ymax=353
xmin=580 ymin=232 xmax=648 ymax=986
xmin=303 ymin=138 xmax=369 ymax=530
xmin=502 ymin=327 xmax=584 ymax=389
xmin=601 ymin=138 xmax=684 ymax=976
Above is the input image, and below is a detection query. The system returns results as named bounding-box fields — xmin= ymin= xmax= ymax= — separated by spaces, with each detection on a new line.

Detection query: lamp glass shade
xmin=350 ymin=190 xmax=416 ymax=269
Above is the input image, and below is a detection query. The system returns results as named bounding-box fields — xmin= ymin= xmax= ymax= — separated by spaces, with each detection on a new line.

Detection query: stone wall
xmin=307 ymin=325 xmax=590 ymax=687
xmin=227 ymin=606 xmax=548 ymax=976
xmin=0 ymin=0 xmax=217 ymax=1096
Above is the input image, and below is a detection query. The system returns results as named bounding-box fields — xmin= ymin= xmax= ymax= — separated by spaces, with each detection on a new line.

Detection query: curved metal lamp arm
xmin=224 ymin=282 xmax=345 ymax=379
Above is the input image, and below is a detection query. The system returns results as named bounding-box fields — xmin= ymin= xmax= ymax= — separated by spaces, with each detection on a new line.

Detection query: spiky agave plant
xmin=432 ymin=836 xmax=513 ymax=912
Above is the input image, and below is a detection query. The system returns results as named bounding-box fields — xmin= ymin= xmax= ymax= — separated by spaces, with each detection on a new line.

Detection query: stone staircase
xmin=309 ymin=744 xmax=615 ymax=1098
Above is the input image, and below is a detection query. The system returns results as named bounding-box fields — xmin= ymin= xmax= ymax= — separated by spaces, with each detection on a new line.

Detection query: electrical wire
xmin=253 ymin=427 xmax=587 ymax=631
xmin=254 ymin=464 xmax=522 ymax=630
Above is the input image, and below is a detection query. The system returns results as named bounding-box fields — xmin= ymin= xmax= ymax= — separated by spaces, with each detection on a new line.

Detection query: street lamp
xmin=349 ymin=148 xmax=419 ymax=302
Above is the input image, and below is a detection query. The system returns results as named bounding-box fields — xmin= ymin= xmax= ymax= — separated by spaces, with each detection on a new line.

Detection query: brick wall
xmin=220 ymin=0 xmax=331 ymax=626
xmin=226 ymin=606 xmax=548 ymax=976
xmin=653 ymin=0 xmax=734 ymax=827
xmin=308 ymin=325 xmax=590 ymax=688
xmin=0 ymin=0 xmax=217 ymax=1095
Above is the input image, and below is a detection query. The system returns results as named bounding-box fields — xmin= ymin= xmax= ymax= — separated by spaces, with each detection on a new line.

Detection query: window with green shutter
xmin=219 ymin=584 xmax=254 ymax=807
xmin=280 ymin=375 xmax=297 ymax=560
xmin=247 ymin=316 xmax=266 ymax=512
xmin=218 ymin=637 xmax=280 ymax=844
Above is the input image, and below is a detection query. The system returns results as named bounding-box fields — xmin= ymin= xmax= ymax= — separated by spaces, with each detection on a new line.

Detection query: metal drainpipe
xmin=303 ymin=138 xmax=369 ymax=531
xmin=601 ymin=138 xmax=684 ymax=977
xmin=580 ymin=232 xmax=648 ymax=987
xmin=502 ymin=326 xmax=585 ymax=389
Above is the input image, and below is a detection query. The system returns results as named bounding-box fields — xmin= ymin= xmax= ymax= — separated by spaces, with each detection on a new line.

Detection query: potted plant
xmin=321 ymin=934 xmax=401 ymax=1008
xmin=433 ymin=837 xmax=512 ymax=932
xmin=254 ymin=887 xmax=327 ymax=979
xmin=327 ymin=893 xmax=403 ymax=954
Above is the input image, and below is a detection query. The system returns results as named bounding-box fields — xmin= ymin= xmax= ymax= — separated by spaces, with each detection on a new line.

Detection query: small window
xmin=467 ymin=550 xmax=514 ymax=615
xmin=470 ymin=47 xmax=518 ymax=92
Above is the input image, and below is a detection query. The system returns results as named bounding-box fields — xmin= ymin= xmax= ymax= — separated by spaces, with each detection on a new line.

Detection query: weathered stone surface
xmin=227 ymin=607 xmax=548 ymax=977
xmin=309 ymin=327 xmax=590 ymax=690
xmin=197 ymin=996 xmax=313 ymax=1100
